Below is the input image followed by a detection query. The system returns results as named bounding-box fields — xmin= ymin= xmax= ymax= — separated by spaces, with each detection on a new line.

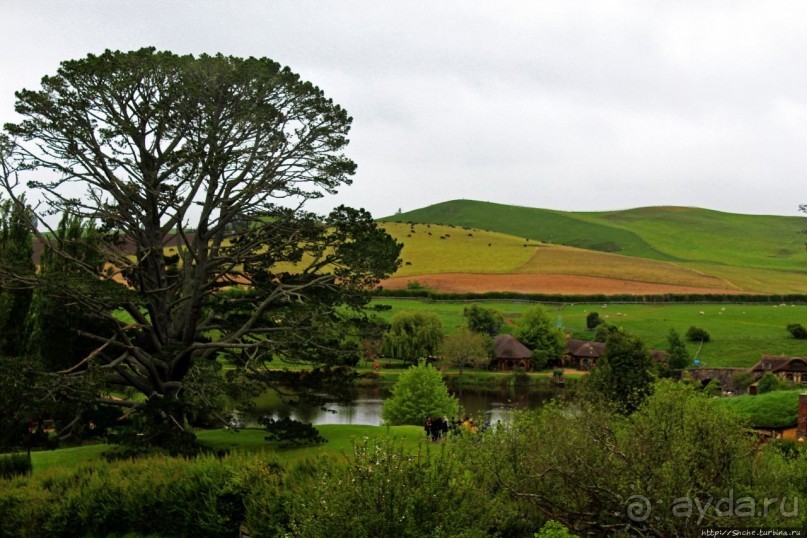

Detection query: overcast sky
xmin=3 ymin=1 xmax=807 ymax=217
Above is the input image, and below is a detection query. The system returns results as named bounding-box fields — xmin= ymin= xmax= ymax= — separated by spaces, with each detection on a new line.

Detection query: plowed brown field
xmin=381 ymin=273 xmax=748 ymax=295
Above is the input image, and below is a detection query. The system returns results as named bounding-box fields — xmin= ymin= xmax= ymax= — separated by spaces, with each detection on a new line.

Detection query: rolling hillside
xmin=378 ymin=200 xmax=807 ymax=294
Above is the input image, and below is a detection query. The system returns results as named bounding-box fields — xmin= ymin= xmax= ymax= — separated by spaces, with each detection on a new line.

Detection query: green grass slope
xmin=383 ymin=200 xmax=807 ymax=293
xmin=719 ymin=390 xmax=802 ymax=428
xmin=387 ymin=200 xmax=671 ymax=260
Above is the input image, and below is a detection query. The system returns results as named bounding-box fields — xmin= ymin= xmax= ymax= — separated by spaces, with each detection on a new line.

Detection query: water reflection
xmin=247 ymin=383 xmax=566 ymax=426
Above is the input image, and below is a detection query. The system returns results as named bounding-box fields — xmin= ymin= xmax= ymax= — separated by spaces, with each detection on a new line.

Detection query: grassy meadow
xmin=379 ymin=222 xmax=535 ymax=276
xmin=515 ymin=244 xmax=735 ymax=289
xmin=372 ymin=298 xmax=807 ymax=368
xmin=28 ymin=425 xmax=424 ymax=475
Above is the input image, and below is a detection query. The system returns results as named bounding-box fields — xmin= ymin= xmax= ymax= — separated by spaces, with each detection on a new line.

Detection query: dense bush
xmin=685 ymin=325 xmax=711 ymax=342
xmin=0 ymin=453 xmax=31 ymax=479
xmin=376 ymin=288 xmax=807 ymax=304
xmin=259 ymin=417 xmax=326 ymax=447
xmin=0 ymin=442 xmax=511 ymax=537
xmin=463 ymin=304 xmax=504 ymax=336
xmin=787 ymin=323 xmax=807 ymax=339
xmin=275 ymin=439 xmax=495 ymax=538
xmin=0 ymin=454 xmax=255 ymax=537
xmin=459 ymin=381 xmax=804 ymax=535
xmin=381 ymin=360 xmax=459 ymax=425
xmin=585 ymin=312 xmax=602 ymax=329
xmin=731 ymin=370 xmax=757 ymax=393
xmin=757 ymin=372 xmax=792 ymax=394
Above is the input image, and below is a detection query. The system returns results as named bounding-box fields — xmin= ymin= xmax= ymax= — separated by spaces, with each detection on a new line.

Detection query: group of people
xmin=423 ymin=416 xmax=478 ymax=441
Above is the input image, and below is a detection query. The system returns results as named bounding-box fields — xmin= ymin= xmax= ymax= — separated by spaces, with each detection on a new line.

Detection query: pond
xmin=244 ymin=382 xmax=569 ymax=426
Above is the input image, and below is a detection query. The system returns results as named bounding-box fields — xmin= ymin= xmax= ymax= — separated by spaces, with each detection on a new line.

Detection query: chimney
xmin=798 ymin=393 xmax=807 ymax=441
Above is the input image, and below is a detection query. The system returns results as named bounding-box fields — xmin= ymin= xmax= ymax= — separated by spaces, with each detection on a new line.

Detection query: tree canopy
xmin=440 ymin=329 xmax=492 ymax=377
xmin=381 ymin=360 xmax=459 ymax=425
xmin=666 ymin=328 xmax=689 ymax=370
xmin=511 ymin=306 xmax=565 ymax=369
xmin=381 ymin=312 xmax=443 ymax=363
xmin=463 ymin=304 xmax=503 ymax=337
xmin=586 ymin=328 xmax=655 ymax=414
xmin=1 ymin=48 xmax=401 ymax=445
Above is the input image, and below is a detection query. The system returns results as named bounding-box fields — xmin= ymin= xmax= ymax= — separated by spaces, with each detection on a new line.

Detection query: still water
xmin=247 ymin=383 xmax=567 ymax=426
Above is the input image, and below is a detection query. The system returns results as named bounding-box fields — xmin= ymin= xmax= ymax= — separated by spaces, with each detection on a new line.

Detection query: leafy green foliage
xmin=462 ymin=381 xmax=793 ymax=535
xmin=787 ymin=323 xmax=807 ymax=339
xmin=731 ymin=370 xmax=756 ymax=393
xmin=381 ymin=360 xmax=458 ymax=425
xmin=0 ymin=453 xmax=31 ymax=479
xmin=0 ymin=198 xmax=34 ymax=357
xmin=440 ymin=328 xmax=493 ymax=376
xmin=536 ymin=521 xmax=580 ymax=538
xmin=686 ymin=325 xmax=711 ymax=342
xmin=586 ymin=329 xmax=655 ymax=414
xmin=512 ymin=306 xmax=566 ymax=369
xmin=666 ymin=328 xmax=689 ymax=369
xmin=463 ymin=304 xmax=504 ymax=336
xmin=585 ymin=311 xmax=602 ymax=330
xmin=258 ymin=417 xmax=326 ymax=447
xmin=25 ymin=213 xmax=115 ymax=371
xmin=757 ymin=372 xmax=791 ymax=394
xmin=0 ymin=453 xmax=254 ymax=536
xmin=2 ymin=48 xmax=402 ymax=445
xmin=381 ymin=312 xmax=443 ymax=363
xmin=593 ymin=322 xmax=618 ymax=342
xmin=281 ymin=439 xmax=494 ymax=538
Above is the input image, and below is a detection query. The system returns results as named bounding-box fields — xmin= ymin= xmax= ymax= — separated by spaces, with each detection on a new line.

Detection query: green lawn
xmin=373 ymin=298 xmax=807 ymax=368
xmin=25 ymin=425 xmax=425 ymax=475
xmin=31 ymin=444 xmax=112 ymax=474
xmin=719 ymin=390 xmax=803 ymax=428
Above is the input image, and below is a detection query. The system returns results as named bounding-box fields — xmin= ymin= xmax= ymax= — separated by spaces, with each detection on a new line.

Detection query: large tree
xmin=462 ymin=304 xmax=503 ymax=337
xmin=381 ymin=312 xmax=443 ymax=364
xmin=1 ymin=49 xmax=401 ymax=444
xmin=586 ymin=328 xmax=655 ymax=414
xmin=440 ymin=329 xmax=492 ymax=378
xmin=512 ymin=306 xmax=566 ymax=369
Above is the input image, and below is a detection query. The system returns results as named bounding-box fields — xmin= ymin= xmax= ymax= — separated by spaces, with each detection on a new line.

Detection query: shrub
xmin=594 ymin=323 xmax=618 ymax=342
xmin=685 ymin=326 xmax=710 ymax=343
xmin=537 ymin=520 xmax=581 ymax=538
xmin=0 ymin=453 xmax=258 ymax=536
xmin=757 ymin=372 xmax=789 ymax=394
xmin=0 ymin=453 xmax=31 ymax=479
xmin=666 ymin=328 xmax=689 ymax=370
xmin=585 ymin=312 xmax=602 ymax=330
xmin=275 ymin=439 xmax=494 ymax=538
xmin=703 ymin=378 xmax=723 ymax=397
xmin=381 ymin=360 xmax=459 ymax=425
xmin=463 ymin=304 xmax=504 ymax=336
xmin=731 ymin=371 xmax=756 ymax=393
xmin=259 ymin=417 xmax=326 ymax=447
xmin=787 ymin=323 xmax=807 ymax=339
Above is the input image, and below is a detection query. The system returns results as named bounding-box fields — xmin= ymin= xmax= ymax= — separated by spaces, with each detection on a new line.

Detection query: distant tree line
xmin=378 ymin=288 xmax=807 ymax=304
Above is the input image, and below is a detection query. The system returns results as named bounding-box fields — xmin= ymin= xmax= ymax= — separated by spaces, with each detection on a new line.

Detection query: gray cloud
xmin=2 ymin=1 xmax=807 ymax=218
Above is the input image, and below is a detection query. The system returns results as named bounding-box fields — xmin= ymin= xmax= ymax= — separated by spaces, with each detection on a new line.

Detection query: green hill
xmin=386 ymin=200 xmax=671 ymax=260
xmin=381 ymin=200 xmax=807 ymax=293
